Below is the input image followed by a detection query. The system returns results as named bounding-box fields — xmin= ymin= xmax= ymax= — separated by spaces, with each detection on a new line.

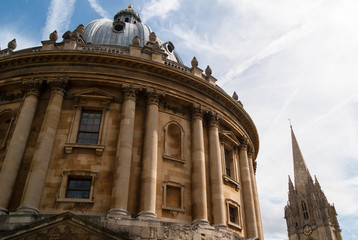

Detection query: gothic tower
xmin=284 ymin=126 xmax=342 ymax=240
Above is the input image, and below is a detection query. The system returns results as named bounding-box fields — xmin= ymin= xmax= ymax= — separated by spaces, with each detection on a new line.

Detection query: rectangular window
xmin=77 ymin=111 xmax=102 ymax=144
xmin=66 ymin=177 xmax=91 ymax=199
xmin=226 ymin=199 xmax=241 ymax=230
xmin=225 ymin=149 xmax=231 ymax=177
xmin=229 ymin=205 xmax=236 ymax=223
xmin=162 ymin=181 xmax=185 ymax=213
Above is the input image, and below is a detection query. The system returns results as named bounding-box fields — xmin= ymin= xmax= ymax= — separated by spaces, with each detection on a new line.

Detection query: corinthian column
xmin=208 ymin=113 xmax=226 ymax=228
xmin=239 ymin=139 xmax=258 ymax=238
xmin=248 ymin=148 xmax=264 ymax=240
xmin=191 ymin=106 xmax=208 ymax=225
xmin=0 ymin=80 xmax=42 ymax=214
xmin=138 ymin=90 xmax=159 ymax=219
xmin=108 ymin=85 xmax=137 ymax=217
xmin=17 ymin=77 xmax=68 ymax=214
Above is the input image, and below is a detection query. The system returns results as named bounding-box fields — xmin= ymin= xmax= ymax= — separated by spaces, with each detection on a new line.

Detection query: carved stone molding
xmin=208 ymin=112 xmax=220 ymax=127
xmin=146 ymin=88 xmax=161 ymax=106
xmin=239 ymin=138 xmax=248 ymax=151
xmin=23 ymin=78 xmax=43 ymax=97
xmin=191 ymin=104 xmax=203 ymax=119
xmin=122 ymin=84 xmax=137 ymax=101
xmin=47 ymin=76 xmax=69 ymax=94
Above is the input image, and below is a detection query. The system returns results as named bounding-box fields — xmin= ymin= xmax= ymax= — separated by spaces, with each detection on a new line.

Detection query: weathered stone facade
xmin=0 ymin=5 xmax=263 ymax=240
xmin=284 ymin=126 xmax=342 ymax=240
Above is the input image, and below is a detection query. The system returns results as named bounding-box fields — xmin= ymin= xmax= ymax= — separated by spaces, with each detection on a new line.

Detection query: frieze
xmin=0 ymin=51 xmax=258 ymax=155
xmin=161 ymin=101 xmax=189 ymax=116
xmin=0 ymin=91 xmax=24 ymax=102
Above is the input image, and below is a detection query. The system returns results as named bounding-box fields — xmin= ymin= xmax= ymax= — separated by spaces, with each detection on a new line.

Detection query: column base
xmin=15 ymin=205 xmax=39 ymax=215
xmin=0 ymin=207 xmax=9 ymax=215
xmin=107 ymin=208 xmax=130 ymax=218
xmin=192 ymin=218 xmax=211 ymax=228
xmin=137 ymin=210 xmax=157 ymax=219
xmin=213 ymin=223 xmax=228 ymax=230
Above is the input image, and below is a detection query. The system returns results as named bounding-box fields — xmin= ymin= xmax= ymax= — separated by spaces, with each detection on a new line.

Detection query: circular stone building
xmin=0 ymin=5 xmax=263 ymax=240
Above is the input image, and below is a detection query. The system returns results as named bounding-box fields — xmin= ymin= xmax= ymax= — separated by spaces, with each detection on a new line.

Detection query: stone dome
xmin=83 ymin=5 xmax=183 ymax=64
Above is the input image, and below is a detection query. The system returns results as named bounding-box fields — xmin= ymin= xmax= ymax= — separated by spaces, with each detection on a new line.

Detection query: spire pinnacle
xmin=290 ymin=125 xmax=313 ymax=192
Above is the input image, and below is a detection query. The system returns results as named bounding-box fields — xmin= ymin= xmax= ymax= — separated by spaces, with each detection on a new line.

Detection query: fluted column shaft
xmin=108 ymin=87 xmax=137 ymax=217
xmin=0 ymin=81 xmax=42 ymax=214
xmin=191 ymin=107 xmax=208 ymax=224
xmin=17 ymin=78 xmax=67 ymax=214
xmin=138 ymin=91 xmax=159 ymax=218
xmin=239 ymin=142 xmax=258 ymax=238
xmin=248 ymin=150 xmax=264 ymax=240
xmin=208 ymin=114 xmax=226 ymax=228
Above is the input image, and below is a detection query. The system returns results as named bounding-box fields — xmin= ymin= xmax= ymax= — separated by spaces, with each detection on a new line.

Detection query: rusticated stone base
xmin=0 ymin=212 xmax=259 ymax=240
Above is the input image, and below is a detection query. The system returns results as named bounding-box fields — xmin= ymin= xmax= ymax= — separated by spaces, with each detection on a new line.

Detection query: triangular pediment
xmin=220 ymin=130 xmax=240 ymax=146
xmin=73 ymin=88 xmax=115 ymax=101
xmin=2 ymin=212 xmax=128 ymax=240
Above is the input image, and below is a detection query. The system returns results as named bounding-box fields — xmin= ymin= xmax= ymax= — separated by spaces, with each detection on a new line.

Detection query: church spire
xmin=290 ymin=125 xmax=313 ymax=192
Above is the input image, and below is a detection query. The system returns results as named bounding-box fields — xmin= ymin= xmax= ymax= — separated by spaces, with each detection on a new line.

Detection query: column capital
xmin=23 ymin=78 xmax=43 ymax=97
xmin=208 ymin=112 xmax=220 ymax=127
xmin=146 ymin=88 xmax=163 ymax=106
xmin=47 ymin=76 xmax=69 ymax=95
xmin=191 ymin=104 xmax=203 ymax=119
xmin=239 ymin=138 xmax=249 ymax=151
xmin=122 ymin=84 xmax=137 ymax=101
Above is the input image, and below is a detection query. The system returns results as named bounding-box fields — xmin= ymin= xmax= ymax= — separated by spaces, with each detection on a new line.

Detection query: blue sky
xmin=1 ymin=0 xmax=358 ymax=239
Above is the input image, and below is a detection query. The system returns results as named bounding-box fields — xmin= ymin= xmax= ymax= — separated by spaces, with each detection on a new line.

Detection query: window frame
xmin=64 ymin=88 xmax=114 ymax=155
xmin=226 ymin=199 xmax=242 ymax=230
xmin=77 ymin=110 xmax=103 ymax=144
xmin=163 ymin=121 xmax=185 ymax=164
xmin=220 ymin=131 xmax=241 ymax=191
xmin=162 ymin=181 xmax=185 ymax=213
xmin=57 ymin=170 xmax=98 ymax=203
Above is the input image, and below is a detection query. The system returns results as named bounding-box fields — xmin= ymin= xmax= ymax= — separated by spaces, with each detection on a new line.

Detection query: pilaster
xmin=239 ymin=139 xmax=258 ymax=238
xmin=191 ymin=105 xmax=209 ymax=225
xmin=16 ymin=77 xmax=68 ymax=214
xmin=0 ymin=79 xmax=42 ymax=214
xmin=208 ymin=113 xmax=226 ymax=229
xmin=138 ymin=89 xmax=160 ymax=219
xmin=108 ymin=85 xmax=137 ymax=217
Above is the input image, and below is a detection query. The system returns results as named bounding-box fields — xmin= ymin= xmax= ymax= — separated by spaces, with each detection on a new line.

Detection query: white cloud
xmin=141 ymin=0 xmax=181 ymax=22
xmin=87 ymin=0 xmax=110 ymax=19
xmin=42 ymin=0 xmax=77 ymax=40
xmin=0 ymin=27 xmax=39 ymax=50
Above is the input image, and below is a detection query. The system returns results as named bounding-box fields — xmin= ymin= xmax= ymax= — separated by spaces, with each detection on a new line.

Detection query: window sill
xmin=64 ymin=143 xmax=105 ymax=155
xmin=228 ymin=221 xmax=242 ymax=231
xmin=56 ymin=197 xmax=94 ymax=204
xmin=223 ymin=175 xmax=240 ymax=191
xmin=163 ymin=154 xmax=185 ymax=164
xmin=162 ymin=206 xmax=185 ymax=213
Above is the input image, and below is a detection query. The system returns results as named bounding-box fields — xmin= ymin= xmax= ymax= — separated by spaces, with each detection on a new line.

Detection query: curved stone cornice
xmin=0 ymin=50 xmax=259 ymax=157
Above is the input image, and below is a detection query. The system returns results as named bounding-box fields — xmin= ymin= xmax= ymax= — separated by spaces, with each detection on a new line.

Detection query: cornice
xmin=0 ymin=50 xmax=259 ymax=157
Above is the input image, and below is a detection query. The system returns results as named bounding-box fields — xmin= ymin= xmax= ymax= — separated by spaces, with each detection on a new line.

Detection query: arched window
xmin=163 ymin=121 xmax=184 ymax=163
xmin=0 ymin=110 xmax=15 ymax=149
xmin=302 ymin=201 xmax=309 ymax=220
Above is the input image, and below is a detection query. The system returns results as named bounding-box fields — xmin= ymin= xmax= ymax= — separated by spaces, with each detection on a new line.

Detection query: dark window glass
xmin=229 ymin=205 xmax=236 ymax=223
xmin=225 ymin=149 xmax=231 ymax=177
xmin=66 ymin=177 xmax=91 ymax=199
xmin=77 ymin=110 xmax=102 ymax=144
xmin=302 ymin=201 xmax=309 ymax=219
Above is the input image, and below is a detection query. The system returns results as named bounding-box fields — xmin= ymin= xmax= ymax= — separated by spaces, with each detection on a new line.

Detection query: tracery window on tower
xmin=220 ymin=131 xmax=240 ymax=191
xmin=0 ymin=110 xmax=14 ymax=150
xmin=302 ymin=201 xmax=309 ymax=220
xmin=163 ymin=121 xmax=185 ymax=163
